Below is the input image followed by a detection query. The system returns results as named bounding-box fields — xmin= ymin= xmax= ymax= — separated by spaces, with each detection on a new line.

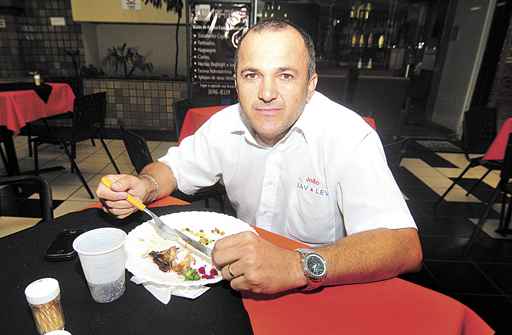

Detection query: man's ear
xmin=234 ymin=74 xmax=239 ymax=96
xmin=306 ymin=73 xmax=318 ymax=102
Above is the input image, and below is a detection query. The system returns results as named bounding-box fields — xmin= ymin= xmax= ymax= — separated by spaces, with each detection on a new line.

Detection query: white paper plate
xmin=125 ymin=211 xmax=256 ymax=287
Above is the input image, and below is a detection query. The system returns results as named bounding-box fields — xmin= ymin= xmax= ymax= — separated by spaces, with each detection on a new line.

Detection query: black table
xmin=0 ymin=204 xmax=253 ymax=335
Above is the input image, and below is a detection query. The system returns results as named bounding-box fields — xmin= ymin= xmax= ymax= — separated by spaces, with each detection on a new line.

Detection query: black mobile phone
xmin=45 ymin=229 xmax=84 ymax=262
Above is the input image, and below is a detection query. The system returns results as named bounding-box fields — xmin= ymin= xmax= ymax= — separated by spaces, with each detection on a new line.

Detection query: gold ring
xmin=228 ymin=263 xmax=236 ymax=279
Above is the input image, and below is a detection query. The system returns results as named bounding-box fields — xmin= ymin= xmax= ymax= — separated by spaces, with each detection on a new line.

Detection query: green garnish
xmin=183 ymin=268 xmax=201 ymax=281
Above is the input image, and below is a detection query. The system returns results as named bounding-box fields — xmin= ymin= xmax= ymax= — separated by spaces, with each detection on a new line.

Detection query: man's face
xmin=235 ymin=27 xmax=318 ymax=146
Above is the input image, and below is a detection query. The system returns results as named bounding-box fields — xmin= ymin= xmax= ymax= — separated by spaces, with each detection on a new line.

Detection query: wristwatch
xmin=296 ymin=248 xmax=327 ymax=290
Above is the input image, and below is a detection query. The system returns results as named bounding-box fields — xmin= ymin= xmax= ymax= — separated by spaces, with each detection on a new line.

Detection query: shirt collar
xmin=228 ymin=92 xmax=320 ymax=147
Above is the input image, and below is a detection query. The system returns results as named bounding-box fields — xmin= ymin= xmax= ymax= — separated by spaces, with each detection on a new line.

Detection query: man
xmin=97 ymin=19 xmax=422 ymax=294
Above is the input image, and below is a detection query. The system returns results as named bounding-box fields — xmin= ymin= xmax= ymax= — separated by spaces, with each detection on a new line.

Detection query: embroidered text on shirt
xmin=297 ymin=177 xmax=329 ymax=197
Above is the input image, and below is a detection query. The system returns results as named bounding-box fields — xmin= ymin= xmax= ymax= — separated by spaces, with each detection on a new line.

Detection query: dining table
xmin=0 ymin=82 xmax=75 ymax=175
xmin=0 ymin=202 xmax=494 ymax=335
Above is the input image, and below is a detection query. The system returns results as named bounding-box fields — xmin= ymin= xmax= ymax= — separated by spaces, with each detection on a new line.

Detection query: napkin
xmin=131 ymin=275 xmax=210 ymax=304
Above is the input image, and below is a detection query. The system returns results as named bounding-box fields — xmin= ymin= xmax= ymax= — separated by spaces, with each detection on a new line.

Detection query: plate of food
xmin=124 ymin=211 xmax=256 ymax=287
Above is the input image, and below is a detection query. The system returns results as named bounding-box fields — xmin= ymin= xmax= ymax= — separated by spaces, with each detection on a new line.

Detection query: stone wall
xmin=83 ymin=78 xmax=187 ymax=133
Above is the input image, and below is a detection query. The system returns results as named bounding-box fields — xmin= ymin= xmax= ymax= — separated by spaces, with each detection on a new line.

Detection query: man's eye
xmin=280 ymin=73 xmax=294 ymax=80
xmin=243 ymin=73 xmax=258 ymax=79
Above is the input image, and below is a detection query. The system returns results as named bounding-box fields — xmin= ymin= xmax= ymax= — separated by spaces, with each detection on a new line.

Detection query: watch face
xmin=306 ymin=254 xmax=326 ymax=278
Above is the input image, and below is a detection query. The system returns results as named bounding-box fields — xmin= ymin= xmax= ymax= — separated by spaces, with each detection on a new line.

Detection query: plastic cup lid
xmin=45 ymin=331 xmax=71 ymax=335
xmin=25 ymin=278 xmax=60 ymax=305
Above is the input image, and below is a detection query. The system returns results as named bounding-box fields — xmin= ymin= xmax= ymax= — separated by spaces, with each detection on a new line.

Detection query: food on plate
xmin=149 ymin=246 xmax=194 ymax=273
xmin=183 ymin=226 xmax=226 ymax=246
xmin=148 ymin=246 xmax=218 ymax=281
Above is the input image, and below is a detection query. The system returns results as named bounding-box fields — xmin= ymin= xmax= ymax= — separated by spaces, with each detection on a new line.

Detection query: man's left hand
xmin=212 ymin=231 xmax=307 ymax=294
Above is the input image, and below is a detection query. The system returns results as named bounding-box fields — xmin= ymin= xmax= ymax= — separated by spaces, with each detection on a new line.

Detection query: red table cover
xmin=0 ymin=83 xmax=75 ymax=133
xmin=244 ymin=227 xmax=493 ymax=335
xmin=178 ymin=105 xmax=228 ymax=143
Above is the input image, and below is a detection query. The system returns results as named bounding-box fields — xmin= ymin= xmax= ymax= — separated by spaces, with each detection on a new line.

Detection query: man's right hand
xmin=96 ymin=174 xmax=152 ymax=219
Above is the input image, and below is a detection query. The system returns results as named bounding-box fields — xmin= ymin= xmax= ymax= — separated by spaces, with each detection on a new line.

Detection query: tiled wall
xmin=0 ymin=14 xmax=25 ymax=78
xmin=20 ymin=0 xmax=84 ymax=78
xmin=0 ymin=0 xmax=84 ymax=79
xmin=83 ymin=79 xmax=187 ymax=133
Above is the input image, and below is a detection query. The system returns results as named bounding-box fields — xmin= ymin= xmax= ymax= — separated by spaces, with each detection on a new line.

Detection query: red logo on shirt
xmin=297 ymin=177 xmax=328 ymax=197
xmin=305 ymin=177 xmax=320 ymax=185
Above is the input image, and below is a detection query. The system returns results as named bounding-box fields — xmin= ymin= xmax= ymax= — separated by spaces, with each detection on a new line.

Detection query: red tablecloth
xmin=483 ymin=117 xmax=512 ymax=161
xmin=244 ymin=227 xmax=493 ymax=335
xmin=178 ymin=106 xmax=377 ymax=143
xmin=0 ymin=83 xmax=75 ymax=133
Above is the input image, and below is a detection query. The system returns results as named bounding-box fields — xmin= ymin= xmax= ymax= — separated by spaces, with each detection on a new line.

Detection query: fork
xmin=100 ymin=176 xmax=177 ymax=240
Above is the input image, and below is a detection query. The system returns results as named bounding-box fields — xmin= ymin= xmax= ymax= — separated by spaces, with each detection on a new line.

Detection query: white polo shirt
xmin=159 ymin=91 xmax=416 ymax=246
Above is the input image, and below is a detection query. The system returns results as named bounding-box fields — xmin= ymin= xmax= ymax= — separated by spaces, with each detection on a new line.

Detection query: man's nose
xmin=258 ymin=77 xmax=278 ymax=102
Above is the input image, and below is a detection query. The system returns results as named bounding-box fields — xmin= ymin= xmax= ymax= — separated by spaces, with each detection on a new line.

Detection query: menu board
xmin=190 ymin=2 xmax=250 ymax=101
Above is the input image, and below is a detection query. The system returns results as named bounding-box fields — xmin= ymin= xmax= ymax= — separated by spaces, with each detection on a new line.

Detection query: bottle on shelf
xmin=350 ymin=6 xmax=356 ymax=19
xmin=365 ymin=3 xmax=372 ymax=20
xmin=358 ymin=4 xmax=366 ymax=19
xmin=378 ymin=34 xmax=385 ymax=49
xmin=357 ymin=57 xmax=363 ymax=69
xmin=351 ymin=32 xmax=358 ymax=48
xmin=359 ymin=33 xmax=365 ymax=48
xmin=366 ymin=58 xmax=373 ymax=69
xmin=368 ymin=32 xmax=374 ymax=48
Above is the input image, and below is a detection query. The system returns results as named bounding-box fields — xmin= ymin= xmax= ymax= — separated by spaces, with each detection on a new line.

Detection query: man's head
xmin=234 ymin=19 xmax=318 ymax=146
xmin=234 ymin=19 xmax=316 ymax=79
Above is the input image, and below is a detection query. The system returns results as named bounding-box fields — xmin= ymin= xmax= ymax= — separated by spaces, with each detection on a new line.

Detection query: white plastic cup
xmin=72 ymin=228 xmax=127 ymax=303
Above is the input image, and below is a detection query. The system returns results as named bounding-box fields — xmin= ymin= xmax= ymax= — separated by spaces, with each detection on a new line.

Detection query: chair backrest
xmin=462 ymin=107 xmax=497 ymax=154
xmin=118 ymin=120 xmax=153 ymax=174
xmin=0 ymin=175 xmax=53 ymax=223
xmin=174 ymin=97 xmax=238 ymax=140
xmin=72 ymin=92 xmax=107 ymax=140
xmin=500 ymin=134 xmax=512 ymax=183
xmin=343 ymin=66 xmax=359 ymax=107
xmin=174 ymin=99 xmax=190 ymax=140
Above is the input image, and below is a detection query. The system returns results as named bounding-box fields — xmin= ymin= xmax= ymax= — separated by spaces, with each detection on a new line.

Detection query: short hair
xmin=234 ymin=18 xmax=316 ymax=79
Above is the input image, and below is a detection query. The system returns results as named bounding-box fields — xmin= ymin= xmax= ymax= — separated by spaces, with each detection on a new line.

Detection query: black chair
xmin=0 ymin=175 xmax=54 ymax=223
xmin=118 ymin=120 xmax=227 ymax=212
xmin=434 ymin=110 xmax=501 ymax=209
xmin=32 ymin=92 xmax=120 ymax=199
xmin=119 ymin=120 xmax=153 ymax=174
xmin=0 ymin=137 xmax=7 ymax=173
xmin=174 ymin=99 xmax=190 ymax=141
xmin=465 ymin=134 xmax=512 ymax=255
xmin=343 ymin=66 xmax=359 ymax=109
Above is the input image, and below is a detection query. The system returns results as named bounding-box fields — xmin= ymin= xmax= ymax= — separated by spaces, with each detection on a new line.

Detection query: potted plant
xmin=102 ymin=43 xmax=154 ymax=78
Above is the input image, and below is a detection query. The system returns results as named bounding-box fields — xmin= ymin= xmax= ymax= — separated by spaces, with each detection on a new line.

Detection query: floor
xmin=1 ymin=133 xmax=511 ymax=333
